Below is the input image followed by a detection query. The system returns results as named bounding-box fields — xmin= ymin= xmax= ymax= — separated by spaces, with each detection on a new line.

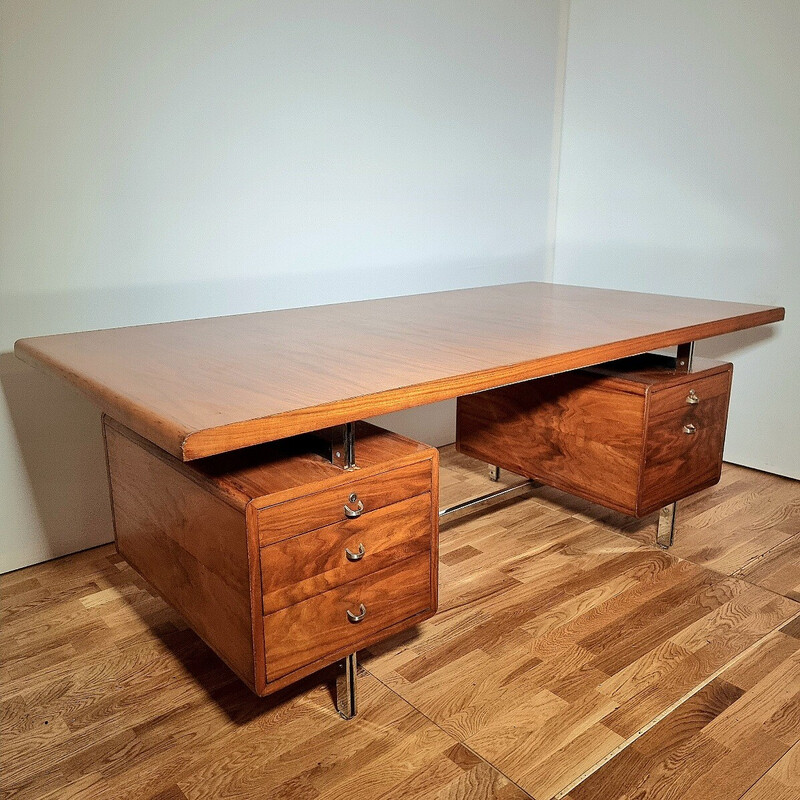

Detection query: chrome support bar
xmin=439 ymin=481 xmax=535 ymax=521
xmin=338 ymin=422 xmax=357 ymax=469
xmin=676 ymin=342 xmax=695 ymax=373
xmin=657 ymin=503 xmax=677 ymax=549
xmin=336 ymin=652 xmax=358 ymax=719
xmin=318 ymin=422 xmax=357 ymax=469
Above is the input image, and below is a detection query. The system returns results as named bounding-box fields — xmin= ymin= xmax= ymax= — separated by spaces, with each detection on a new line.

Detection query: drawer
xmin=648 ymin=368 xmax=732 ymax=418
xmin=263 ymin=553 xmax=433 ymax=680
xmin=640 ymin=405 xmax=728 ymax=514
xmin=260 ymin=492 xmax=433 ymax=614
xmin=256 ymin=458 xmax=432 ymax=547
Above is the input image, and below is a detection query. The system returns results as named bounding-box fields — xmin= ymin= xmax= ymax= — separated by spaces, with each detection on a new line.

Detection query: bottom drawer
xmin=263 ymin=552 xmax=433 ymax=680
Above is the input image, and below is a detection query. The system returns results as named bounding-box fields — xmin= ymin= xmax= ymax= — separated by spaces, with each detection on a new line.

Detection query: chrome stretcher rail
xmin=439 ymin=479 xmax=536 ymax=521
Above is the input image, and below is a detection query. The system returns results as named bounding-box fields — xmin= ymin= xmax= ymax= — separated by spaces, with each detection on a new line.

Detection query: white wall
xmin=0 ymin=0 xmax=561 ymax=572
xmin=554 ymin=0 xmax=799 ymax=479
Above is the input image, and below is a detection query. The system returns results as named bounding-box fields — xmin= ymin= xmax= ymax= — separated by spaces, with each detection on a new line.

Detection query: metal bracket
xmin=315 ymin=422 xmax=357 ymax=470
xmin=657 ymin=503 xmax=677 ymax=548
xmin=488 ymin=464 xmax=500 ymax=482
xmin=336 ymin=652 xmax=358 ymax=719
xmin=676 ymin=342 xmax=695 ymax=373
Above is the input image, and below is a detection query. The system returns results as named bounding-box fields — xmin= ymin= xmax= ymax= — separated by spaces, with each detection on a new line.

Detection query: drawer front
xmin=640 ymin=389 xmax=730 ymax=514
xmin=648 ymin=368 xmax=732 ymax=419
xmin=260 ymin=492 xmax=433 ymax=614
xmin=263 ymin=553 xmax=433 ymax=680
xmin=256 ymin=458 xmax=432 ymax=547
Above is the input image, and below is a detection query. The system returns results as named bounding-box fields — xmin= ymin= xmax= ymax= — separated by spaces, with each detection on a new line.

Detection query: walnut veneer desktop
xmin=15 ymin=282 xmax=784 ymax=717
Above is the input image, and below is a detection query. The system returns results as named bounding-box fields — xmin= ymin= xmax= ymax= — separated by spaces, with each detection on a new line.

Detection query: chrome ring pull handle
xmin=344 ymin=492 xmax=364 ymax=518
xmin=683 ymin=423 xmax=697 ymax=435
xmin=686 ymin=389 xmax=700 ymax=405
xmin=346 ymin=604 xmax=367 ymax=623
xmin=345 ymin=543 xmax=366 ymax=561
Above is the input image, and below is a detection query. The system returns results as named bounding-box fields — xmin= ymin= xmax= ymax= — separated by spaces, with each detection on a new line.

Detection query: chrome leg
xmin=488 ymin=464 xmax=500 ymax=482
xmin=657 ymin=503 xmax=677 ymax=548
xmin=336 ymin=652 xmax=358 ymax=719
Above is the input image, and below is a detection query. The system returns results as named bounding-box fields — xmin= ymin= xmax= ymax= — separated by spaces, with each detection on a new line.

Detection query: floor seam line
xmin=730 ymin=574 xmax=800 ymax=608
xmin=361 ymin=662 xmax=536 ymax=800
xmin=733 ymin=741 xmax=799 ymax=800
xmin=732 ymin=532 xmax=800 ymax=579
xmin=554 ymin=605 xmax=800 ymax=799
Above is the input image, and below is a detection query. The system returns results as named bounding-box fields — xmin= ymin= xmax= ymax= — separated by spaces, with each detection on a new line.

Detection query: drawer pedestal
xmin=457 ymin=354 xmax=733 ymax=518
xmin=104 ymin=418 xmax=439 ymax=698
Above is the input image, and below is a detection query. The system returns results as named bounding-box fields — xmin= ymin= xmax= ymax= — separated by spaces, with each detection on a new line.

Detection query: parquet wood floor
xmin=1 ymin=447 xmax=798 ymax=800
xmin=565 ymin=619 xmax=800 ymax=800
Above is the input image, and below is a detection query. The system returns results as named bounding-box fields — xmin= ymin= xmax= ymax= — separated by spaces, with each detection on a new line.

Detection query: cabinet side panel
xmin=105 ymin=423 xmax=255 ymax=689
xmin=429 ymin=449 xmax=440 ymax=613
xmin=457 ymin=374 xmax=645 ymax=515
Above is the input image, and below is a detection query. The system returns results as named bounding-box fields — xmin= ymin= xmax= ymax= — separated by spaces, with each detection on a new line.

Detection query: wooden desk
xmin=15 ymin=282 xmax=782 ymax=460
xmin=15 ymin=282 xmax=784 ymax=717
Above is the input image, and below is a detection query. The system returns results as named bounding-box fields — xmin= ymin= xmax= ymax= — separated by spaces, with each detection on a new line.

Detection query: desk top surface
xmin=15 ymin=282 xmax=783 ymax=460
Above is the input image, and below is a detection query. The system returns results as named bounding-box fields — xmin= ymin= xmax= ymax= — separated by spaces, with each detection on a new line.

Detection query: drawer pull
xmin=686 ymin=390 xmax=700 ymax=405
xmin=683 ymin=424 xmax=697 ymax=435
xmin=345 ymin=543 xmax=366 ymax=562
xmin=346 ymin=604 xmax=367 ymax=623
xmin=344 ymin=494 xmax=364 ymax=518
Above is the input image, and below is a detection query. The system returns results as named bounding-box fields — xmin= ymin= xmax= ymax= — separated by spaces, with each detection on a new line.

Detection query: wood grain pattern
xmin=1 ymin=448 xmax=798 ymax=800
xmin=264 ymin=553 xmax=435 ymax=680
xmin=458 ymin=370 xmax=647 ymax=514
xmin=457 ymin=356 xmax=732 ymax=517
xmin=639 ymin=373 xmax=732 ymax=513
xmin=104 ymin=421 xmax=256 ymax=688
xmin=260 ymin=492 xmax=433 ymax=613
xmin=255 ymin=458 xmax=432 ymax=547
xmin=118 ymin=418 xmax=434 ymax=513
xmin=737 ymin=534 xmax=800 ymax=603
xmin=103 ymin=417 xmax=438 ymax=697
xmin=569 ymin=619 xmax=800 ymax=800
xmin=364 ymin=448 xmax=798 ymax=799
xmin=14 ymin=282 xmax=783 ymax=459
xmin=555 ymin=460 xmax=799 ymax=581
xmin=741 ymin=741 xmax=800 ymax=800
xmin=647 ymin=365 xmax=731 ymax=417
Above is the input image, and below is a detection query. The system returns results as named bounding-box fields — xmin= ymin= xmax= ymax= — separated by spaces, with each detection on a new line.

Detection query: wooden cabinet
xmin=457 ymin=355 xmax=733 ymax=517
xmin=104 ymin=418 xmax=438 ymax=696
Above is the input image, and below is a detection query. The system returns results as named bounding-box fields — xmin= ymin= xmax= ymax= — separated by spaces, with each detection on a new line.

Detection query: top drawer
xmin=648 ymin=367 xmax=732 ymax=419
xmin=255 ymin=458 xmax=433 ymax=547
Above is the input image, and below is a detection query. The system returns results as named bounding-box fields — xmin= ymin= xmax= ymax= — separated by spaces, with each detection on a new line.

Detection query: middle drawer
xmin=260 ymin=492 xmax=433 ymax=614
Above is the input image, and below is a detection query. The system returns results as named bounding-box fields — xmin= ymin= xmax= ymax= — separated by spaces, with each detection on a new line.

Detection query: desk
xmin=15 ymin=282 xmax=784 ymax=717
